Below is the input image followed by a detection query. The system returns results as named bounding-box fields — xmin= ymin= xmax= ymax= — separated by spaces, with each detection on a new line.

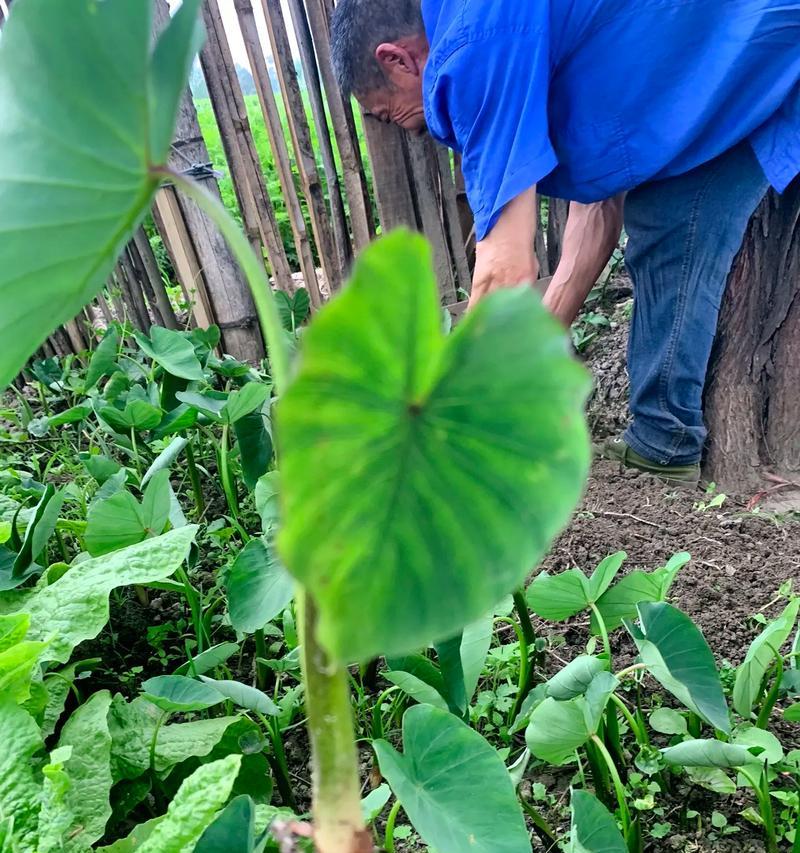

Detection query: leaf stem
xmin=157 ymin=169 xmax=289 ymax=394
xmin=298 ymin=590 xmax=371 ymax=853
xmin=590 ymin=602 xmax=612 ymax=662
xmin=383 ymin=799 xmax=402 ymax=853
xmin=149 ymin=709 xmax=170 ymax=773
xmin=591 ymin=734 xmax=632 ymax=837
xmin=756 ymin=656 xmax=783 ymax=730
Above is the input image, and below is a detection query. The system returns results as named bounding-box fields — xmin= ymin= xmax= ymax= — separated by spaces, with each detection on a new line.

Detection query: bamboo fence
xmin=6 ymin=0 xmax=568 ymax=366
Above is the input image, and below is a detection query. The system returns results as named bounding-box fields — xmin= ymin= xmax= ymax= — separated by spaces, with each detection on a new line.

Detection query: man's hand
xmin=543 ymin=195 xmax=624 ymax=326
xmin=470 ymin=188 xmax=538 ymax=307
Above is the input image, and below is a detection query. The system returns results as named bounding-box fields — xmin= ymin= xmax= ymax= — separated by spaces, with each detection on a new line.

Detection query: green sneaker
xmin=593 ymin=436 xmax=701 ymax=486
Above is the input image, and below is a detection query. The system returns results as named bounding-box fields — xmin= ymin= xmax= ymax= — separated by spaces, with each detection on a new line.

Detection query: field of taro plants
xmin=1 ymin=1 xmax=800 ymax=852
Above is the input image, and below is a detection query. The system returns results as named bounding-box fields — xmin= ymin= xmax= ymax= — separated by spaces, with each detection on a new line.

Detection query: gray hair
xmin=330 ymin=0 xmax=424 ymax=96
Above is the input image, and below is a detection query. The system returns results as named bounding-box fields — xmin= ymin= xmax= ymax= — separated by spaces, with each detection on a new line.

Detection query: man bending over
xmin=331 ymin=0 xmax=800 ymax=485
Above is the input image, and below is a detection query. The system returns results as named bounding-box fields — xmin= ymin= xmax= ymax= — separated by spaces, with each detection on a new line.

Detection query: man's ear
xmin=375 ymin=42 xmax=420 ymax=82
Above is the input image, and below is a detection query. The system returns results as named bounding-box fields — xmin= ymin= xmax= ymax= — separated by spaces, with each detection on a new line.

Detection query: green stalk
xmin=512 ymin=589 xmax=537 ymax=647
xmin=371 ymin=686 xmax=401 ymax=741
xmin=756 ymin=656 xmax=784 ymax=730
xmin=584 ymin=738 xmax=612 ymax=808
xmin=149 ymin=709 xmax=171 ymax=772
xmin=254 ymin=628 xmax=269 ymax=690
xmin=258 ymin=711 xmax=297 ymax=812
xmin=219 ymin=423 xmax=239 ymax=521
xmin=185 ymin=437 xmax=205 ymax=518
xmin=299 ymin=591 xmax=371 ymax=853
xmin=176 ymin=565 xmax=206 ymax=653
xmin=520 ymin=798 xmax=558 ymax=847
xmin=740 ymin=766 xmax=778 ymax=853
xmin=590 ymin=602 xmax=612 ymax=661
xmin=610 ymin=694 xmax=649 ymax=746
xmin=160 ymin=170 xmax=289 ymax=394
xmin=383 ymin=800 xmax=402 ymax=853
xmin=591 ymin=734 xmax=632 ymax=839
xmin=496 ymin=616 xmax=532 ymax=725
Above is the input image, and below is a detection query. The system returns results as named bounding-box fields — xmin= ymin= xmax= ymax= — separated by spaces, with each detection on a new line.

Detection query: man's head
xmin=331 ymin=0 xmax=429 ymax=133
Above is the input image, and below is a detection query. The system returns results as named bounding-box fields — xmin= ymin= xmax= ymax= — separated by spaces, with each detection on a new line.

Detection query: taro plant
xmin=0 ymin=4 xmax=591 ymax=853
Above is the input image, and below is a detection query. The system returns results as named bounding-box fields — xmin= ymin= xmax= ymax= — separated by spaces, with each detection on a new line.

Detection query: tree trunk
xmin=704 ymin=179 xmax=800 ymax=493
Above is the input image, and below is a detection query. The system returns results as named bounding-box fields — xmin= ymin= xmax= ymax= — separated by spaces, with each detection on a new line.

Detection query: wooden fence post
xmin=257 ymin=0 xmax=342 ymax=295
xmin=132 ymin=227 xmax=180 ymax=330
xmin=234 ymin=0 xmax=324 ymax=304
xmin=435 ymin=147 xmax=471 ymax=295
xmin=363 ymin=120 xmax=417 ymax=231
xmin=200 ymin=0 xmax=295 ymax=295
xmin=152 ymin=0 xmax=265 ymax=362
xmin=303 ymin=0 xmax=374 ymax=251
xmin=285 ymin=0 xmax=352 ymax=278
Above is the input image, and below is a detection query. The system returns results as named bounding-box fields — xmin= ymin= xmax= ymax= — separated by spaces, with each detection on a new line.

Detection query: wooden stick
xmin=257 ymin=0 xmax=342 ymax=297
xmin=284 ymin=0 xmax=352 ymax=279
xmin=133 ymin=226 xmax=180 ymax=329
xmin=436 ymin=146 xmax=471 ymax=295
xmin=235 ymin=0 xmax=324 ymax=305
xmin=303 ymin=0 xmax=374 ymax=251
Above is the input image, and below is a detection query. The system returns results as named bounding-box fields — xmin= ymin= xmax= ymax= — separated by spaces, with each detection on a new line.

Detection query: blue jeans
xmin=623 ymin=142 xmax=770 ymax=466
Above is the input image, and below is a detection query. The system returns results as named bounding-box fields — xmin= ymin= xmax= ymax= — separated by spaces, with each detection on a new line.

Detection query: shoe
xmin=593 ymin=436 xmax=701 ymax=486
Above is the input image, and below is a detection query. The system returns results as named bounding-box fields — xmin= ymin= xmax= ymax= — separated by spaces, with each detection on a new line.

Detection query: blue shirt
xmin=422 ymin=0 xmax=800 ymax=240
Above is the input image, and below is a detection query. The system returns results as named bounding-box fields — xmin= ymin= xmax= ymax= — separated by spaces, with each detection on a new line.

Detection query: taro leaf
xmin=42 ymin=661 xmax=87 ymax=740
xmin=141 ymin=469 xmax=172 ymax=536
xmin=435 ymin=632 xmax=468 ymax=717
xmin=227 ymin=539 xmax=294 ymax=634
xmin=526 ymin=569 xmax=591 ymax=622
xmin=195 ymin=795 xmax=257 ymax=853
xmin=85 ymin=328 xmax=121 ymax=392
xmin=99 ymin=400 xmax=162 ymax=433
xmin=85 ymin=491 xmax=146 ymax=557
xmin=525 ymin=673 xmax=618 ymax=765
xmin=255 ymin=472 xmax=281 ymax=535
xmin=685 ymin=767 xmax=736 ymax=795
xmin=568 ymin=789 xmax=626 ymax=853
xmin=0 ymin=613 xmax=30 ymax=652
xmin=731 ymin=725 xmax=784 ymax=765
xmin=785 ymin=703 xmax=800 ymax=722
xmin=383 ymin=671 xmax=449 ymax=712
xmin=234 ymin=412 xmax=273 ymax=491
xmin=38 ymin=745 xmax=74 ymax=853
xmin=47 ymin=405 xmax=92 ymax=429
xmin=142 ymin=437 xmax=189 ymax=486
xmin=278 ymin=232 xmax=590 ymax=664
xmin=733 ymin=598 xmax=800 ymax=718
xmin=13 ymin=527 xmax=196 ymax=663
xmin=275 ymin=291 xmax=294 ymax=332
xmin=97 ymin=817 xmax=163 ymax=853
xmin=374 ymin=704 xmax=530 ymax=853
xmin=91 ymin=469 xmax=130 ymax=507
xmin=4 ymin=484 xmax=66 ymax=587
xmin=57 ymin=690 xmax=113 ymax=848
xmin=362 ymin=784 xmax=392 ymax=823
xmin=175 ymin=390 xmax=228 ymax=421
xmin=0 ymin=696 xmax=43 ymax=851
xmin=151 ymin=405 xmax=198 ymax=440
xmin=660 ymin=739 xmax=754 ymax=768
xmin=591 ymin=552 xmax=689 ymax=634
xmin=460 ymin=611 xmax=495 ymax=704
xmin=135 ymin=327 xmax=204 ymax=381
xmin=587 ymin=552 xmax=627 ymax=601
xmin=199 ymin=676 xmax=280 ymax=716
xmin=142 ymin=675 xmax=224 ymax=713
xmin=174 ymin=642 xmax=240 ymax=677
xmin=626 ymin=602 xmax=730 ymax=734
xmin=138 ymin=755 xmax=242 ymax=853
xmin=0 ymin=0 xmax=204 ymax=389
xmin=223 ymin=383 xmax=271 ymax=425
xmin=648 ymin=708 xmax=688 ymax=736
xmin=81 ymin=454 xmax=123 ymax=487
xmin=547 ymin=655 xmax=610 ymax=701
xmin=292 ymin=288 xmax=311 ymax=327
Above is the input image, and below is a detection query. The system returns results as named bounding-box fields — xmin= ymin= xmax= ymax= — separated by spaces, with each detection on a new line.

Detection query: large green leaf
xmin=374 ymin=705 xmax=530 ymax=853
xmin=525 ymin=673 xmax=618 ymax=765
xmin=278 ymin=232 xmax=590 ymax=663
xmin=37 ymin=746 xmax=75 ymax=853
xmin=660 ymin=739 xmax=754 ymax=768
xmin=57 ymin=690 xmax=113 ymax=849
xmin=568 ymin=789 xmax=626 ymax=853
xmin=590 ymin=553 xmax=689 ymax=634
xmin=135 ymin=327 xmax=204 ymax=381
xmin=546 ymin=656 xmax=609 ymax=701
xmin=626 ymin=602 xmax=729 ymax=734
xmin=224 ymin=383 xmax=271 ymax=425
xmin=199 ymin=676 xmax=280 ymax=716
xmin=226 ymin=539 xmax=294 ymax=634
xmin=733 ymin=598 xmax=800 ymax=717
xmin=527 ymin=552 xmax=626 ymax=623
xmin=142 ymin=675 xmax=225 ymax=713
xmin=138 ymin=755 xmax=242 ymax=853
xmin=0 ymin=638 xmax=48 ymax=704
xmin=0 ymin=697 xmax=43 ymax=852
xmin=460 ymin=611 xmax=495 ymax=704
xmin=85 ymin=491 xmax=147 ymax=556
xmin=195 ymin=795 xmax=260 ymax=853
xmin=85 ymin=327 xmax=121 ymax=392
xmin=0 ymin=0 xmax=204 ymax=389
xmin=234 ymin=412 xmax=273 ymax=491
xmin=10 ymin=526 xmax=196 ymax=663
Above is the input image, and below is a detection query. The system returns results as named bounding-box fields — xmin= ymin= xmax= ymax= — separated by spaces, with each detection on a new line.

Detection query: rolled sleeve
xmin=424 ymin=26 xmax=556 ymax=240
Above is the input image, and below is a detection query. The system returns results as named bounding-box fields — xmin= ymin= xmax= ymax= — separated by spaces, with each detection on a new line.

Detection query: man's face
xmin=359 ymin=36 xmax=429 ymax=134
xmin=360 ymin=84 xmax=426 ymax=134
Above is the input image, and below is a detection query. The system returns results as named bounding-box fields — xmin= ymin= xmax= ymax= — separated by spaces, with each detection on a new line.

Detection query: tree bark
xmin=704 ymin=180 xmax=800 ymax=492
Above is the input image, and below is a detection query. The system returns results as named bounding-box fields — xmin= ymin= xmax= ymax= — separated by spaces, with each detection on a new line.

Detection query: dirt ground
xmin=527 ymin=292 xmax=800 ymax=852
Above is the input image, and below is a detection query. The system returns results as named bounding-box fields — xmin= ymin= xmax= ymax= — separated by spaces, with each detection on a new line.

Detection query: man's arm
xmin=543 ymin=195 xmax=625 ymax=326
xmin=470 ymin=187 xmax=539 ymax=307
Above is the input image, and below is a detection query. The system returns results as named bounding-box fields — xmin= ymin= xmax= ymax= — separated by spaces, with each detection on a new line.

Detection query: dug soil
xmin=525 ymin=288 xmax=800 ymax=852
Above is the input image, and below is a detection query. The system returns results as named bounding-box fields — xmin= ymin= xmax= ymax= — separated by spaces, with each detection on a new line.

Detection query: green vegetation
xmin=1 ymin=2 xmax=800 ymax=853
